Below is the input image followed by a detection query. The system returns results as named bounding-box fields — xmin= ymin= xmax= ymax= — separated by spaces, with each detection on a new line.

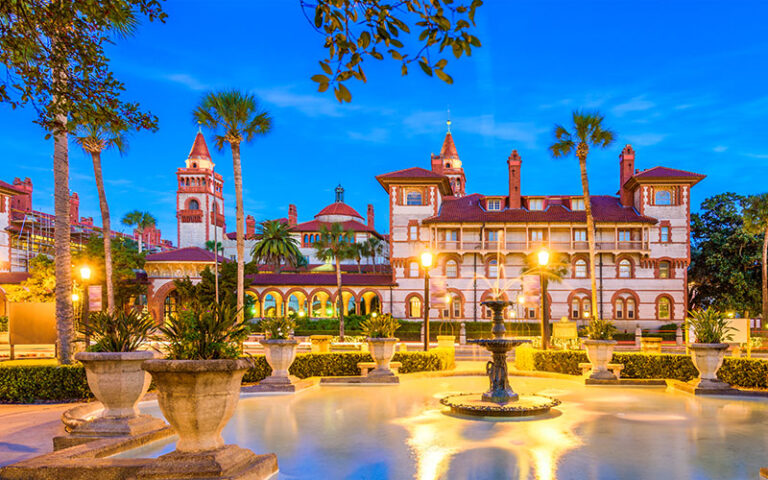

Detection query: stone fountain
xmin=440 ymin=300 xmax=561 ymax=417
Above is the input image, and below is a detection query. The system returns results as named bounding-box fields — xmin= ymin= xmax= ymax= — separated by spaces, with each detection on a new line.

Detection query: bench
xmin=358 ymin=361 xmax=401 ymax=376
xmin=579 ymin=362 xmax=624 ymax=379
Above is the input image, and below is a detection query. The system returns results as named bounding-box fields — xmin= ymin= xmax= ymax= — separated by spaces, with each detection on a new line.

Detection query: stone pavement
xmin=0 ymin=402 xmax=74 ymax=466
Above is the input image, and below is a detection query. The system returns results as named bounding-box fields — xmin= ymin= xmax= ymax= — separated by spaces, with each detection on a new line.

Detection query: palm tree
xmin=75 ymin=122 xmax=127 ymax=314
xmin=53 ymin=112 xmax=73 ymax=364
xmin=352 ymin=241 xmax=369 ymax=273
xmin=743 ymin=193 xmax=768 ymax=320
xmin=550 ymin=111 xmax=615 ymax=321
xmin=121 ymin=210 xmax=156 ymax=253
xmin=365 ymin=237 xmax=385 ymax=273
xmin=205 ymin=240 xmax=223 ymax=253
xmin=314 ymin=223 xmax=355 ymax=340
xmin=251 ymin=220 xmax=303 ymax=272
xmin=522 ymin=252 xmax=568 ymax=350
xmin=193 ymin=90 xmax=272 ymax=321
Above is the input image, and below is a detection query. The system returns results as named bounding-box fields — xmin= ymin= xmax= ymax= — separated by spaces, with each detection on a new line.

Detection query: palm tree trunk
xmin=578 ymin=150 xmax=599 ymax=321
xmin=231 ymin=142 xmax=245 ymax=321
xmin=336 ymin=256 xmax=344 ymax=341
xmin=762 ymin=226 xmax=768 ymax=321
xmin=137 ymin=227 xmax=143 ymax=254
xmin=91 ymin=151 xmax=114 ymax=313
xmin=54 ymin=118 xmax=74 ymax=364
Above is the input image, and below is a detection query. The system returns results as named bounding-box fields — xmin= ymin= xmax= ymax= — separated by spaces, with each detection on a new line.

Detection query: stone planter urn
xmin=309 ymin=335 xmax=333 ymax=353
xmin=142 ymin=358 xmax=251 ymax=452
xmin=437 ymin=335 xmax=456 ymax=349
xmin=690 ymin=343 xmax=730 ymax=390
xmin=367 ymin=338 xmax=398 ymax=377
xmin=260 ymin=338 xmax=300 ymax=387
xmin=65 ymin=351 xmax=165 ymax=442
xmin=584 ymin=339 xmax=618 ymax=380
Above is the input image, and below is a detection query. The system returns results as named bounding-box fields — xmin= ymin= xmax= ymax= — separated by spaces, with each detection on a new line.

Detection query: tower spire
xmin=446 ymin=107 xmax=451 ymax=133
xmin=335 ymin=184 xmax=344 ymax=203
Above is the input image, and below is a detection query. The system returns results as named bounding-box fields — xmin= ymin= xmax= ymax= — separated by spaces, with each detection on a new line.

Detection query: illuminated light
xmin=371 ymin=312 xmax=378 ymax=318
xmin=420 ymin=251 xmax=433 ymax=268
xmin=298 ymin=310 xmax=306 ymax=317
xmin=71 ymin=293 xmax=79 ymax=302
xmin=509 ymin=310 xmax=517 ymax=318
xmin=326 ymin=308 xmax=333 ymax=316
xmin=517 ymin=295 xmax=525 ymax=304
xmin=80 ymin=265 xmax=91 ymax=280
xmin=537 ymin=249 xmax=550 ymax=267
xmin=445 ymin=294 xmax=451 ymax=304
xmin=560 ymin=316 xmax=568 ymax=322
xmin=727 ymin=312 xmax=735 ymax=318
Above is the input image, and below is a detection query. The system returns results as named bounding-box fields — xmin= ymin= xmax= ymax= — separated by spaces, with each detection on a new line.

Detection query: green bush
xmin=514 ymin=348 xmax=768 ymax=387
xmin=0 ymin=316 xmax=8 ymax=332
xmin=0 ymin=364 xmax=91 ymax=403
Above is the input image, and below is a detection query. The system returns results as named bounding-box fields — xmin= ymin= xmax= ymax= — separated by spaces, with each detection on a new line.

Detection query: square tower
xmin=176 ymin=132 xmax=225 ymax=248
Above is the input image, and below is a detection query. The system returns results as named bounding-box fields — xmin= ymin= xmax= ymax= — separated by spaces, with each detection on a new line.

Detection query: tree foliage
xmin=0 ymin=0 xmax=166 ymax=135
xmin=303 ymin=0 xmax=483 ymax=102
xmin=5 ymin=255 xmax=56 ymax=302
xmin=173 ymin=261 xmax=257 ymax=317
xmin=689 ymin=193 xmax=761 ymax=314
xmin=251 ymin=220 xmax=303 ymax=272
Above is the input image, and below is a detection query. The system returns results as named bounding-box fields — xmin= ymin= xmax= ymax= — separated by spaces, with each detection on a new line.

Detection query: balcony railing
xmin=432 ymin=239 xmax=650 ymax=252
xmin=178 ymin=209 xmax=203 ymax=223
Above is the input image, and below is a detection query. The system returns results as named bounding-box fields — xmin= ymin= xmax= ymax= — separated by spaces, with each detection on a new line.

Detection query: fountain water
xmin=440 ymin=299 xmax=561 ymax=417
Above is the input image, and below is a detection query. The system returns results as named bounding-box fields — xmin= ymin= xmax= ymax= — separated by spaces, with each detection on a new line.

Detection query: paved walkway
xmin=0 ymin=402 xmax=72 ymax=466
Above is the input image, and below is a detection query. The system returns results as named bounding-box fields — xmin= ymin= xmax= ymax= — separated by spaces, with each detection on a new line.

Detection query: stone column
xmin=635 ymin=324 xmax=642 ymax=348
xmin=459 ymin=322 xmax=466 ymax=345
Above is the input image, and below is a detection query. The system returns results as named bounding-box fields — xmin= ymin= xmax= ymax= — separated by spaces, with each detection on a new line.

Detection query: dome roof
xmin=315 ymin=202 xmax=363 ymax=220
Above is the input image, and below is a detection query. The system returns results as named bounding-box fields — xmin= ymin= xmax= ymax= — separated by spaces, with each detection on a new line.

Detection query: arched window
xmin=409 ymin=261 xmax=419 ymax=277
xmin=163 ymin=291 xmax=178 ymax=323
xmin=659 ymin=261 xmax=671 ymax=279
xmin=409 ymin=296 xmax=422 ymax=318
xmin=657 ymin=297 xmax=671 ymax=320
xmin=626 ymin=298 xmax=636 ymax=319
xmin=446 ymin=260 xmax=458 ymax=278
xmin=655 ymin=190 xmax=672 ymax=205
xmin=264 ymin=293 xmax=281 ymax=317
xmin=582 ymin=299 xmax=591 ymax=319
xmin=406 ymin=191 xmax=423 ymax=206
xmin=574 ymin=259 xmax=587 ymax=278
xmin=303 ymin=234 xmax=308 ymax=244
xmin=618 ymin=259 xmax=632 ymax=278
xmin=613 ymin=294 xmax=637 ymax=320
xmin=488 ymin=259 xmax=499 ymax=278
xmin=615 ymin=299 xmax=624 ymax=319
xmin=442 ymin=293 xmax=462 ymax=319
xmin=570 ymin=293 xmax=590 ymax=319
xmin=188 ymin=199 xmax=200 ymax=210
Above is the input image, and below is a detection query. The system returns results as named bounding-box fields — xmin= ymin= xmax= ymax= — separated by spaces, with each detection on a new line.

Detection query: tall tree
xmin=75 ymin=123 xmax=127 ymax=313
xmin=1 ymin=1 xmax=164 ymax=364
xmin=303 ymin=0 xmax=483 ymax=102
xmin=121 ymin=210 xmax=156 ymax=254
xmin=365 ymin=236 xmax=385 ymax=273
xmin=313 ymin=223 xmax=355 ymax=339
xmin=521 ymin=252 xmax=568 ymax=350
xmin=205 ymin=240 xmax=223 ymax=253
xmin=352 ymin=241 xmax=369 ymax=273
xmin=689 ymin=193 xmax=761 ymax=314
xmin=549 ymin=111 xmax=615 ymax=321
xmin=741 ymin=194 xmax=768 ymax=319
xmin=193 ymin=90 xmax=272 ymax=321
xmin=251 ymin=220 xmax=303 ymax=272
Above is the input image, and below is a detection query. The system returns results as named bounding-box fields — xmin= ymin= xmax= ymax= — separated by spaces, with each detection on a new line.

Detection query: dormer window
xmin=406 ymin=191 xmax=423 ymax=206
xmin=528 ymin=198 xmax=544 ymax=210
xmin=655 ymin=190 xmax=672 ymax=205
xmin=487 ymin=199 xmax=502 ymax=211
xmin=571 ymin=197 xmax=585 ymax=211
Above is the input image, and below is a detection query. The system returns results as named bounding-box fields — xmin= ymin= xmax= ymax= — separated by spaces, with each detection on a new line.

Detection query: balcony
xmin=178 ymin=209 xmax=203 ymax=223
xmin=432 ymin=239 xmax=650 ymax=254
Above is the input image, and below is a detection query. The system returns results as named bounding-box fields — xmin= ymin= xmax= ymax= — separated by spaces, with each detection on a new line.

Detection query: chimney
xmin=507 ymin=150 xmax=522 ymax=209
xmin=288 ymin=204 xmax=297 ymax=227
xmin=367 ymin=204 xmax=374 ymax=228
xmin=69 ymin=192 xmax=79 ymax=224
xmin=11 ymin=177 xmax=33 ymax=213
xmin=619 ymin=145 xmax=635 ymax=207
xmin=246 ymin=215 xmax=256 ymax=236
xmin=80 ymin=217 xmax=93 ymax=226
xmin=430 ymin=153 xmax=443 ymax=174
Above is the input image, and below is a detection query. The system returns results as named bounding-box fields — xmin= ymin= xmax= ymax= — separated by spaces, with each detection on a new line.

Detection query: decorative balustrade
xmin=432 ymin=238 xmax=650 ymax=253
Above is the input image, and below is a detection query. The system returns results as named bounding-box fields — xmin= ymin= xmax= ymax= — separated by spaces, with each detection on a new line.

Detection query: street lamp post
xmin=421 ymin=251 xmax=433 ymax=352
xmin=80 ymin=265 xmax=92 ymax=347
xmin=537 ymin=249 xmax=550 ymax=350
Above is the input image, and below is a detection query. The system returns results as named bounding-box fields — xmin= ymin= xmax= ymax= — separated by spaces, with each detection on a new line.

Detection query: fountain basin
xmin=440 ymin=392 xmax=561 ymax=417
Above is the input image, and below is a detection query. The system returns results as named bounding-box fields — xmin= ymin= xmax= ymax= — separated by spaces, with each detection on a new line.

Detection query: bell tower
xmin=176 ymin=131 xmax=225 ymax=248
xmin=430 ymin=120 xmax=466 ymax=197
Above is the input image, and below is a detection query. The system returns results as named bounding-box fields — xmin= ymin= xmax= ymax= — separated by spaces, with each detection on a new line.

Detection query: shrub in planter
xmin=361 ymin=314 xmax=400 ymax=377
xmin=687 ymin=308 xmax=734 ymax=390
xmin=73 ymin=310 xmax=161 ymax=436
xmin=144 ymin=304 xmax=251 ymax=453
xmin=583 ymin=319 xmax=618 ymax=380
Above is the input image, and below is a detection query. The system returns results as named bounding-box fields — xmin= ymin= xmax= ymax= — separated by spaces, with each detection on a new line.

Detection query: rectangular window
xmin=452 ymin=301 xmax=461 ymax=318
xmin=615 ymin=301 xmax=624 ymax=319
xmin=571 ymin=198 xmax=585 ymax=211
xmin=527 ymin=307 xmax=537 ymax=319
xmin=618 ymin=230 xmax=631 ymax=242
xmin=659 ymin=261 xmax=670 ymax=279
xmin=660 ymin=226 xmax=670 ymax=243
xmin=487 ymin=230 xmax=501 ymax=242
xmin=487 ymin=199 xmax=502 ymax=211
xmin=444 ymin=230 xmax=458 ymax=241
xmin=406 ymin=191 xmax=423 ymax=206
xmin=409 ymin=225 xmax=418 ymax=240
xmin=573 ymin=229 xmax=587 ymax=242
xmin=528 ymin=198 xmax=544 ymax=210
xmin=530 ymin=229 xmax=544 ymax=242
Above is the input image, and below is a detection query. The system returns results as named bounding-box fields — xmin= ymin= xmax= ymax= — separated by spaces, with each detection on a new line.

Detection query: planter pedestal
xmin=135 ymin=445 xmax=277 ymax=480
xmin=689 ymin=343 xmax=732 ymax=392
xmin=245 ymin=339 xmax=313 ymax=393
xmin=367 ymin=338 xmax=398 ymax=378
xmin=584 ymin=339 xmax=618 ymax=380
xmin=310 ymin=335 xmax=333 ymax=353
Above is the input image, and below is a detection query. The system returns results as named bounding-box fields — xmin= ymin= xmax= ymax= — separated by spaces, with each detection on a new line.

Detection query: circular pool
xmin=120 ymin=375 xmax=768 ymax=479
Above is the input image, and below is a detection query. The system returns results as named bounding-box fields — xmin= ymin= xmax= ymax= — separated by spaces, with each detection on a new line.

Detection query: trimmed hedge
xmin=514 ymin=347 xmax=768 ymax=388
xmin=0 ymin=348 xmax=455 ymax=403
xmin=292 ymin=320 xmax=540 ymax=341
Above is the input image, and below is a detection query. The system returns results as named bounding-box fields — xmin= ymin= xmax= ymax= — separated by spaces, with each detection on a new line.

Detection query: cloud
xmin=164 ymin=73 xmax=209 ymax=91
xmin=713 ymin=145 xmax=728 ymax=153
xmin=624 ymin=133 xmax=666 ymax=147
xmin=401 ymin=110 xmax=448 ymax=135
xmin=611 ymin=96 xmax=655 ymax=117
xmin=257 ymin=87 xmax=344 ymax=117
xmin=348 ymin=128 xmax=390 ymax=143
xmin=743 ymin=152 xmax=768 ymax=159
xmin=459 ymin=115 xmax=546 ymax=148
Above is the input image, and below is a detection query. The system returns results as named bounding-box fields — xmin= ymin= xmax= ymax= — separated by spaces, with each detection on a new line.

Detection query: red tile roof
xmin=188 ymin=132 xmax=211 ymax=159
xmin=376 ymin=167 xmax=453 ymax=195
xmin=293 ymin=219 xmax=383 ymax=237
xmin=624 ymin=166 xmax=705 ymax=189
xmin=422 ymin=194 xmax=657 ymax=224
xmin=0 ymin=272 xmax=31 ymax=284
xmin=145 ymin=246 xmax=228 ymax=263
xmin=315 ymin=202 xmax=363 ymax=220
xmin=0 ymin=180 xmax=24 ymax=196
xmin=440 ymin=132 xmax=458 ymax=158
xmin=246 ymin=272 xmax=395 ymax=287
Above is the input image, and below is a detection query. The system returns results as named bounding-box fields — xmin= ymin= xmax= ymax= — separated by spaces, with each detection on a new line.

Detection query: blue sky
xmin=1 ymin=1 xmax=767 ymax=240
